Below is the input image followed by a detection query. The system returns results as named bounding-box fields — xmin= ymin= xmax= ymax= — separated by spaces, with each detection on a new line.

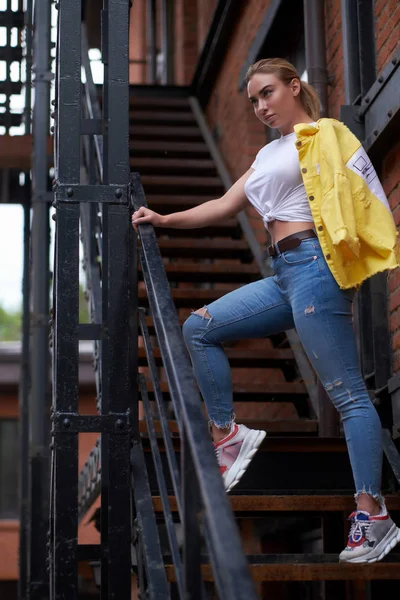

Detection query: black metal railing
xmin=130 ymin=172 xmax=257 ymax=599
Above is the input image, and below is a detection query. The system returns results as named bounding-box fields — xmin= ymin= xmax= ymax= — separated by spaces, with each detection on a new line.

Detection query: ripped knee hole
xmin=193 ymin=306 xmax=212 ymax=319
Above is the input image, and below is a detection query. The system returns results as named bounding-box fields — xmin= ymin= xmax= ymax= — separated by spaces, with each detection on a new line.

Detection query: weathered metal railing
xmin=131 ymin=173 xmax=257 ymax=599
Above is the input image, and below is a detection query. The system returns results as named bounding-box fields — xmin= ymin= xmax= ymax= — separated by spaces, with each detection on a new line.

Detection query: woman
xmin=132 ymin=58 xmax=400 ymax=564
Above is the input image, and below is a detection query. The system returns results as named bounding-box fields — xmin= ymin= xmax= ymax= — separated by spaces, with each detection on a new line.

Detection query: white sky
xmin=0 ymin=3 xmax=103 ymax=312
xmin=0 ymin=205 xmax=24 ymax=310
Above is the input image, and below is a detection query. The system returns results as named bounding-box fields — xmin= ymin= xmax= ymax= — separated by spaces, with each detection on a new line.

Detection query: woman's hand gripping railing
xmin=130 ymin=172 xmax=257 ymax=599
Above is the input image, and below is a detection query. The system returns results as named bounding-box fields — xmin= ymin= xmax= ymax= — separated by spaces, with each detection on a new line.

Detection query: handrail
xmin=131 ymin=172 xmax=257 ymax=599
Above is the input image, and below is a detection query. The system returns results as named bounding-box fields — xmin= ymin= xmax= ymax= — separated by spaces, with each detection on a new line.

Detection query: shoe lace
xmin=349 ymin=515 xmax=373 ymax=541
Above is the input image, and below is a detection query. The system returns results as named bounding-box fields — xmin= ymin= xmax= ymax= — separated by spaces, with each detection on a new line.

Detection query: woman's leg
xmin=182 ymin=274 xmax=294 ymax=432
xmin=182 ymin=274 xmax=294 ymax=492
xmin=276 ymin=239 xmax=400 ymax=562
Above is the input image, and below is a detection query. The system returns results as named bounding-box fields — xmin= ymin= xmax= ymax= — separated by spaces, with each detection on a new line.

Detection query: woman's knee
xmin=182 ymin=309 xmax=211 ymax=347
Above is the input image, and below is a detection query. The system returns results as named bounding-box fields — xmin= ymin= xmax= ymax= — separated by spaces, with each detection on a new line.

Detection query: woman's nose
xmin=257 ymin=97 xmax=268 ymax=110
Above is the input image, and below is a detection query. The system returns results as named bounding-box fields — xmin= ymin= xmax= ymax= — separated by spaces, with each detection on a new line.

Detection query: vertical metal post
xmin=341 ymin=0 xmax=361 ymax=104
xmin=161 ymin=0 xmax=174 ymax=84
xmin=101 ymin=1 xmax=133 ymax=597
xmin=52 ymin=0 xmax=81 ymax=597
xmin=146 ymin=0 xmax=157 ymax=83
xmin=29 ymin=0 xmax=52 ymax=597
xmin=303 ymin=0 xmax=328 ymax=117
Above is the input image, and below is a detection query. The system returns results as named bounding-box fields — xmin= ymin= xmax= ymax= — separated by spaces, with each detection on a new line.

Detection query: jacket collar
xmin=294 ymin=120 xmax=321 ymax=138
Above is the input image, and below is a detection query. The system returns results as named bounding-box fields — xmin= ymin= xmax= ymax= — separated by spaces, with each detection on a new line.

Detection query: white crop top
xmin=244 ymin=131 xmax=313 ymax=230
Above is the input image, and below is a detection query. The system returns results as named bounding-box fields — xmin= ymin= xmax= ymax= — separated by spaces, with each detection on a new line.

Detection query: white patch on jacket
xmin=346 ymin=146 xmax=390 ymax=212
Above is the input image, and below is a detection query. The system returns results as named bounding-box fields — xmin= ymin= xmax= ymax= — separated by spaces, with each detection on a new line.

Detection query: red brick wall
xmin=325 ymin=0 xmax=344 ymax=119
xmin=374 ymin=0 xmax=400 ymax=74
xmin=129 ymin=0 xmax=146 ymax=84
xmin=205 ymin=0 xmax=272 ymax=245
xmin=197 ymin=0 xmax=219 ymax=52
xmin=385 ymin=141 xmax=400 ymax=372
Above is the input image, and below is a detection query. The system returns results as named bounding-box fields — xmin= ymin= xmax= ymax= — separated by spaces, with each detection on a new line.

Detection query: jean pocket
xmin=281 ymin=249 xmax=318 ymax=265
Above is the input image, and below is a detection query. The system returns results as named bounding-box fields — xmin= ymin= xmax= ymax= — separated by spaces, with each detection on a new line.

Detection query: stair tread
xmin=129 ymin=96 xmax=190 ymax=108
xmin=164 ymin=555 xmax=400 ymax=581
xmin=130 ymin=111 xmax=196 ymax=123
xmin=138 ymin=418 xmax=316 ymax=436
xmin=138 ymin=285 xmax=243 ymax=307
xmin=145 ymin=379 xmax=307 ymax=396
xmin=141 ymin=262 xmax=259 ymax=275
xmin=141 ymin=176 xmax=222 ymax=187
xmin=131 ymin=157 xmax=215 ymax=170
xmin=152 ymin=494 xmax=400 ymax=512
xmin=155 ymin=237 xmax=251 ymax=259
xmin=130 ymin=125 xmax=202 ymax=138
xmin=138 ymin=346 xmax=293 ymax=361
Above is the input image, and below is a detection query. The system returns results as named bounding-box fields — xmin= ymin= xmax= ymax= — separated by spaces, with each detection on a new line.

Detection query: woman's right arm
xmin=131 ymin=168 xmax=254 ymax=230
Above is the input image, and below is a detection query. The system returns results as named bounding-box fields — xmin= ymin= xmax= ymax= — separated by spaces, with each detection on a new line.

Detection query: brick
xmin=389 ymin=288 xmax=400 ymax=313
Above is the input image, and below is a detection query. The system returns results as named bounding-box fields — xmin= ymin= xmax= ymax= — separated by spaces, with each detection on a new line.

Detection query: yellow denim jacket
xmin=294 ymin=118 xmax=400 ymax=289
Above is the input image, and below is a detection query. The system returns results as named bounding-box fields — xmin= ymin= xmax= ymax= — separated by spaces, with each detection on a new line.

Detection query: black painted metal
xmin=28 ymin=0 xmax=52 ymax=597
xmin=51 ymin=1 xmax=132 ymax=598
xmin=138 ymin=374 xmax=184 ymax=596
xmin=131 ymin=172 xmax=257 ymax=599
xmin=191 ymin=0 xmax=243 ymax=105
xmin=147 ymin=0 xmax=157 ymax=84
xmin=161 ymin=0 xmax=174 ymax=84
xmin=304 ymin=0 xmax=328 ymax=117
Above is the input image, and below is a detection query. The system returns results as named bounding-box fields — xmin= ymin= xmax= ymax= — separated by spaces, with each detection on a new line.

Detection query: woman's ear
xmin=291 ymin=78 xmax=301 ymax=97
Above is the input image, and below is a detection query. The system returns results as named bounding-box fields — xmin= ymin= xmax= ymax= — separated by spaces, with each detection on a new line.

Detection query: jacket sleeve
xmin=320 ymin=172 xmax=360 ymax=258
xmin=319 ymin=120 xmax=361 ymax=258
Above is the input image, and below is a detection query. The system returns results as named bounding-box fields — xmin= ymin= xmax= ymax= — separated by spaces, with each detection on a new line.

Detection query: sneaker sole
xmin=339 ymin=523 xmax=400 ymax=564
xmin=223 ymin=429 xmax=266 ymax=493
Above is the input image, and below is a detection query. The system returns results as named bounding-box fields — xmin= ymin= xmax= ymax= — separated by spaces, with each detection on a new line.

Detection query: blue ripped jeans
xmin=182 ymin=237 xmax=383 ymax=501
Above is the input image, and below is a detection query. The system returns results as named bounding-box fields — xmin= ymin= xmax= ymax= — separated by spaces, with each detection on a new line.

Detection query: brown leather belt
xmin=267 ymin=229 xmax=317 ymax=257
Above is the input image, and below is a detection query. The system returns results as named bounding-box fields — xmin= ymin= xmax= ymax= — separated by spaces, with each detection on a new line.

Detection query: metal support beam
xmin=29 ymin=0 xmax=52 ymax=598
xmin=51 ymin=0 xmax=81 ymax=596
xmin=304 ymin=0 xmax=328 ymax=117
xmin=146 ymin=0 xmax=157 ymax=84
xmin=161 ymin=0 xmax=174 ymax=84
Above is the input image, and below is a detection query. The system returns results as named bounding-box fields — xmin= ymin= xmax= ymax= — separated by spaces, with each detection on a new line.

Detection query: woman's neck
xmin=279 ymin=114 xmax=316 ymax=137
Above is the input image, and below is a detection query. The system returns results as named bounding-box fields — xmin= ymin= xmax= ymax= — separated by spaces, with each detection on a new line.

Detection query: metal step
xmin=152 ymin=494 xmax=400 ymax=513
xmin=138 ymin=346 xmax=294 ymax=368
xmin=139 ymin=261 xmax=259 ymax=284
xmin=156 ymin=237 xmax=252 ymax=260
xmin=131 ymin=157 xmax=217 ymax=176
xmin=130 ymin=125 xmax=203 ymax=140
xmin=164 ymin=554 xmax=400 ymax=582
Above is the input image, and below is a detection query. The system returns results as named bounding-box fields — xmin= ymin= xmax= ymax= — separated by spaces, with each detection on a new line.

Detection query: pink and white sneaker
xmin=213 ymin=423 xmax=266 ymax=493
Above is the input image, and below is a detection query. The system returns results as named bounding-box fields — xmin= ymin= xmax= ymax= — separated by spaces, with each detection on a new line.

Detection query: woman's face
xmin=247 ymin=72 xmax=301 ymax=130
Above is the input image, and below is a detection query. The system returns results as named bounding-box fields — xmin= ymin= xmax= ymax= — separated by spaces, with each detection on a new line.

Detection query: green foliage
xmin=0 ymin=304 xmax=22 ymax=341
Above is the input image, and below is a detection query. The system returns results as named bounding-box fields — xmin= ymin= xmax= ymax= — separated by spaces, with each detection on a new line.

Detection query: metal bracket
xmin=54 ymin=183 xmax=129 ymax=205
xmin=52 ymin=411 xmax=132 ymax=434
xmin=340 ymin=53 xmax=400 ymax=158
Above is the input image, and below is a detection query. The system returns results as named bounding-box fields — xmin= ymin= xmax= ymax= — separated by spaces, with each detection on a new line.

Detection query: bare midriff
xmin=269 ymin=220 xmax=315 ymax=244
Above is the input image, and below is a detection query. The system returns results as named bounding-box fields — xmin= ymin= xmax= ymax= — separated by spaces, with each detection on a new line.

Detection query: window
xmin=0 ymin=419 xmax=19 ymax=518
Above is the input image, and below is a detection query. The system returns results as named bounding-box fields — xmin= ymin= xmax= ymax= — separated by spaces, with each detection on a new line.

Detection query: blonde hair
xmin=245 ymin=58 xmax=320 ymax=121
